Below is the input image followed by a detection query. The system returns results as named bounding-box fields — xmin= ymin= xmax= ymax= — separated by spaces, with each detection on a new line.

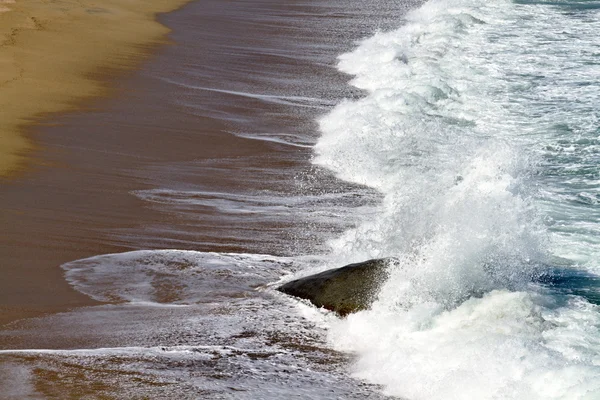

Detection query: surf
xmin=314 ymin=0 xmax=600 ymax=398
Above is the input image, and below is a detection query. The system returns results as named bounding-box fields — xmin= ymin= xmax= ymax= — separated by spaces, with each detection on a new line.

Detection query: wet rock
xmin=277 ymin=258 xmax=391 ymax=316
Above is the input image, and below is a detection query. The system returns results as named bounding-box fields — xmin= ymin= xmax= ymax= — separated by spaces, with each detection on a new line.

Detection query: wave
xmin=314 ymin=0 xmax=600 ymax=397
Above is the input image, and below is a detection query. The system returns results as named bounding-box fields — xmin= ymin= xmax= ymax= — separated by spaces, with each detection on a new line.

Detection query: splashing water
xmin=315 ymin=0 xmax=600 ymax=398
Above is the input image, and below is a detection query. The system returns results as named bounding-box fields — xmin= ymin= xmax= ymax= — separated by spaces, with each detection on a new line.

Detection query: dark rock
xmin=277 ymin=258 xmax=391 ymax=316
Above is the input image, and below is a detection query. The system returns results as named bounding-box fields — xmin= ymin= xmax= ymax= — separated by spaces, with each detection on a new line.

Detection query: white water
xmin=4 ymin=251 xmax=394 ymax=398
xmin=315 ymin=0 xmax=600 ymax=398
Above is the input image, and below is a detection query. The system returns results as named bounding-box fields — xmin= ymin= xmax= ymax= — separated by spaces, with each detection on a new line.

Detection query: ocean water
xmin=3 ymin=0 xmax=600 ymax=398
xmin=317 ymin=0 xmax=600 ymax=398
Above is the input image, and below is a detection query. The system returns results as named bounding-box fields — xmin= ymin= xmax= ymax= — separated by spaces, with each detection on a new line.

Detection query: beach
xmin=3 ymin=0 xmax=600 ymax=398
xmin=0 ymin=0 xmax=414 ymax=397
xmin=0 ymin=0 xmax=189 ymax=177
xmin=0 ymin=0 xmax=191 ymax=326
xmin=0 ymin=0 xmax=415 ymax=326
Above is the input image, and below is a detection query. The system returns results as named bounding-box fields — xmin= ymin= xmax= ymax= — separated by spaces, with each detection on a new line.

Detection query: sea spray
xmin=315 ymin=0 xmax=600 ymax=397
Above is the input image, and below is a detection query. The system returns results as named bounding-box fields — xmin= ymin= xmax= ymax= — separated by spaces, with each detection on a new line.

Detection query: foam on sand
xmin=0 ymin=0 xmax=190 ymax=177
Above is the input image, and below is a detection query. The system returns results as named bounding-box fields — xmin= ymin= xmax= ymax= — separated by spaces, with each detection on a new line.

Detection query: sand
xmin=0 ymin=0 xmax=189 ymax=177
xmin=0 ymin=0 xmax=191 ymax=326
xmin=0 ymin=1 xmax=418 ymax=395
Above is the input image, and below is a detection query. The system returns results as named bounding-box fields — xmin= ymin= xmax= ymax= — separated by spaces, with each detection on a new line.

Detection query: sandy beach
xmin=0 ymin=0 xmax=189 ymax=177
xmin=0 ymin=0 xmax=192 ymax=325
xmin=0 ymin=0 xmax=397 ymax=329
xmin=0 ymin=0 xmax=416 ymax=396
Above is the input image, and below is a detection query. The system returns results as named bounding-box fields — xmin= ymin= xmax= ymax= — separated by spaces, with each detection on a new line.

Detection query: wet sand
xmin=1 ymin=0 xmax=415 ymax=329
xmin=0 ymin=0 xmax=189 ymax=176
xmin=0 ymin=0 xmax=187 ymax=324
xmin=0 ymin=0 xmax=424 ymax=396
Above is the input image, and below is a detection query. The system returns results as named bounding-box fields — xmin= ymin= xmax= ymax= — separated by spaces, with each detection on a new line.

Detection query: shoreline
xmin=0 ymin=0 xmax=190 ymax=177
xmin=0 ymin=0 xmax=192 ymax=326
xmin=0 ymin=0 xmax=419 ymax=331
xmin=0 ymin=0 xmax=426 ymax=398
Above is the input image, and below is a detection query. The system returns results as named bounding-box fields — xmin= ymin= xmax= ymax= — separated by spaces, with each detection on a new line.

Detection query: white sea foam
xmin=9 ymin=249 xmax=385 ymax=399
xmin=160 ymin=76 xmax=335 ymax=109
xmin=62 ymin=250 xmax=296 ymax=304
xmin=314 ymin=0 xmax=600 ymax=397
xmin=230 ymin=131 xmax=314 ymax=148
xmin=329 ymin=290 xmax=600 ymax=399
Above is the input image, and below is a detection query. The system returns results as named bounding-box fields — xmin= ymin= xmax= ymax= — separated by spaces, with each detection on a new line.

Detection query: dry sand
xmin=0 ymin=0 xmax=189 ymax=177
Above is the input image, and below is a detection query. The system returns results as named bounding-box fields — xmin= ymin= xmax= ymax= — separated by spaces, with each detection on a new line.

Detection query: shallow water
xmin=0 ymin=0 xmax=416 ymax=398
